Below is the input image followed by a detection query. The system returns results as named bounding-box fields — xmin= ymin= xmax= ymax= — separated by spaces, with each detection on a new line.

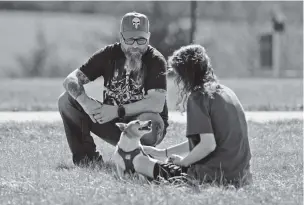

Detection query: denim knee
xmin=58 ymin=92 xmax=69 ymax=113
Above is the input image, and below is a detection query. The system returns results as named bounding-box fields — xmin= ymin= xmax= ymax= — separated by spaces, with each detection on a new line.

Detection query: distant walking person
xmin=58 ymin=12 xmax=169 ymax=167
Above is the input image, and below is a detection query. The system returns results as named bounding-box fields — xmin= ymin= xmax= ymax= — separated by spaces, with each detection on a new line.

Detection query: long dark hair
xmin=168 ymin=44 xmax=221 ymax=112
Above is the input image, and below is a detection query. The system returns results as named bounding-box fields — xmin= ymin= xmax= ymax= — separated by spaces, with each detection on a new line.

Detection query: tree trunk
xmin=190 ymin=1 xmax=197 ymax=44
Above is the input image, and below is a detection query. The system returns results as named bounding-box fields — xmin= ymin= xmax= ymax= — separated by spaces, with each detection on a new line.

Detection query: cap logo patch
xmin=132 ymin=17 xmax=140 ymax=29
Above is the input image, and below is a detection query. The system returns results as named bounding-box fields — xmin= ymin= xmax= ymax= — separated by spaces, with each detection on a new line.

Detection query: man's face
xmin=120 ymin=33 xmax=149 ymax=57
xmin=120 ymin=33 xmax=149 ymax=72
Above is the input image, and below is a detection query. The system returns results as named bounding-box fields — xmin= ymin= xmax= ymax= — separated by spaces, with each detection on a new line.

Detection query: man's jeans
xmin=58 ymin=92 xmax=166 ymax=165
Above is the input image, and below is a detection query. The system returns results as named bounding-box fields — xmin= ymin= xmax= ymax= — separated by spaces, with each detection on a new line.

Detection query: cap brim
xmin=122 ymin=31 xmax=150 ymax=39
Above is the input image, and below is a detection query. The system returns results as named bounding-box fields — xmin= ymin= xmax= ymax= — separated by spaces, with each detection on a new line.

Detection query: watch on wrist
xmin=117 ymin=105 xmax=126 ymax=119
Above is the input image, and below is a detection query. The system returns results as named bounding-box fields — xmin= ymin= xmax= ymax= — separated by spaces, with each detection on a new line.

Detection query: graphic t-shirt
xmin=103 ymin=66 xmax=145 ymax=106
xmin=79 ymin=43 xmax=169 ymax=127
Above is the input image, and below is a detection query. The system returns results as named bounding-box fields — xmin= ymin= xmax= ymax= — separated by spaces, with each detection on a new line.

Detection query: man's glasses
xmin=121 ymin=33 xmax=147 ymax=45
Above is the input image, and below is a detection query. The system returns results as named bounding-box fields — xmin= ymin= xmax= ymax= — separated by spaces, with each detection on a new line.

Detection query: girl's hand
xmin=168 ymin=154 xmax=186 ymax=166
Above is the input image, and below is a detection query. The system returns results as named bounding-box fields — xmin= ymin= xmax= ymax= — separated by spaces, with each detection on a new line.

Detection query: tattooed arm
xmin=63 ymin=69 xmax=91 ymax=104
xmin=63 ymin=69 xmax=105 ymax=123
xmin=123 ymin=89 xmax=166 ymax=116
xmin=63 ymin=44 xmax=111 ymax=102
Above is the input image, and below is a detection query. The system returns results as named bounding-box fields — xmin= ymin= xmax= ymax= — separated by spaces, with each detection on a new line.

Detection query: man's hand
xmin=91 ymin=104 xmax=118 ymax=124
xmin=79 ymin=97 xmax=103 ymax=123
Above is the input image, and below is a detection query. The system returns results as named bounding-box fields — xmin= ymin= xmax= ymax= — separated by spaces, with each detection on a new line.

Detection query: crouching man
xmin=58 ymin=12 xmax=169 ymax=167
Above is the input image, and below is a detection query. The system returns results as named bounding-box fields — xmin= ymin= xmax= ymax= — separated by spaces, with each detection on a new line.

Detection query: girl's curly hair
xmin=168 ymin=44 xmax=221 ymax=112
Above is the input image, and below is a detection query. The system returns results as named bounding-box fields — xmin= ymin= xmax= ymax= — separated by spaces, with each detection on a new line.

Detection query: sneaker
xmin=73 ymin=152 xmax=104 ymax=168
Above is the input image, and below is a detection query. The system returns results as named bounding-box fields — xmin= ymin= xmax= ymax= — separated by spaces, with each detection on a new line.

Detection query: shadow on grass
xmin=54 ymin=160 xmax=117 ymax=173
xmin=55 ymin=162 xmax=75 ymax=171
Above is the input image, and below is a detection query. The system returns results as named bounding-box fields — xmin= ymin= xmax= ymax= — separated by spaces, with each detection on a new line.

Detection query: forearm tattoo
xmin=64 ymin=70 xmax=90 ymax=99
xmin=76 ymin=70 xmax=90 ymax=85
xmin=65 ymin=79 xmax=85 ymax=99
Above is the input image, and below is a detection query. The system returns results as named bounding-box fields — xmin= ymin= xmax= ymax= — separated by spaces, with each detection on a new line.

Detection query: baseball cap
xmin=120 ymin=12 xmax=150 ymax=39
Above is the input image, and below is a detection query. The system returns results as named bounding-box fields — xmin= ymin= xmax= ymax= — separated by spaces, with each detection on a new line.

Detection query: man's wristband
xmin=117 ymin=105 xmax=126 ymax=119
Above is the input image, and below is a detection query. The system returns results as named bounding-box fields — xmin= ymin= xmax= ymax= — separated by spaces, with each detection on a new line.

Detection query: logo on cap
xmin=132 ymin=17 xmax=140 ymax=29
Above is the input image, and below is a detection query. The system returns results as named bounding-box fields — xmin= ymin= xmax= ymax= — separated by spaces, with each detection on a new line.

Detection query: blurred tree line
xmin=0 ymin=1 xmax=302 ymax=24
xmin=1 ymin=1 xmax=302 ymax=78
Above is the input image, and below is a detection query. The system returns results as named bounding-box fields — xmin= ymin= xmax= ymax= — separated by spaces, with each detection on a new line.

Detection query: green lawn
xmin=0 ymin=119 xmax=302 ymax=204
xmin=0 ymin=78 xmax=302 ymax=111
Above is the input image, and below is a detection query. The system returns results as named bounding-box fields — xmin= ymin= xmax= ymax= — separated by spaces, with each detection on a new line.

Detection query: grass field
xmin=0 ymin=78 xmax=302 ymax=112
xmin=0 ymin=119 xmax=302 ymax=204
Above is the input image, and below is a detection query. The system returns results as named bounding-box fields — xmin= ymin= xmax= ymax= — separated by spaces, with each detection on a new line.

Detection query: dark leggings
xmin=152 ymin=162 xmax=252 ymax=188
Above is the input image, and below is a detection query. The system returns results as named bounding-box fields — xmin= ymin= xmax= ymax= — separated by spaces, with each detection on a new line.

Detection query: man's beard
xmin=122 ymin=46 xmax=146 ymax=73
